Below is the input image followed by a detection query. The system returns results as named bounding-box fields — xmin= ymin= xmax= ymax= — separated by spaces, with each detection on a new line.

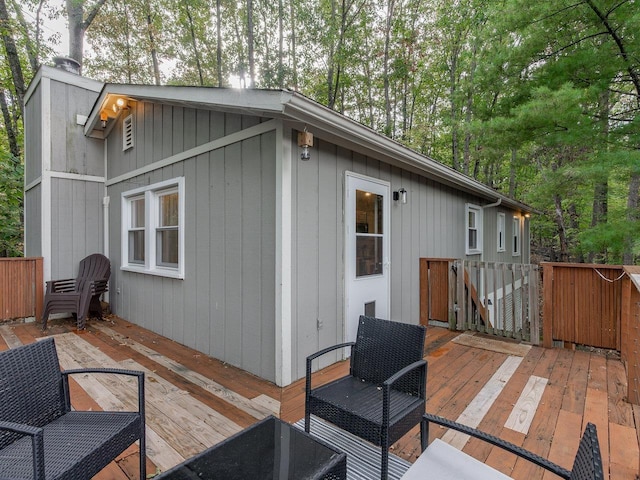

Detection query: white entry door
xmin=345 ymin=172 xmax=391 ymax=343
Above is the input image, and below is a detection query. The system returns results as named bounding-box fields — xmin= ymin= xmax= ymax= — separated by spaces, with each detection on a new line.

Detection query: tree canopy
xmin=0 ymin=0 xmax=637 ymax=263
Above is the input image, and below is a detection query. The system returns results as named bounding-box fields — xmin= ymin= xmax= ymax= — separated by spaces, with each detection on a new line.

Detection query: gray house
xmin=24 ymin=65 xmax=533 ymax=386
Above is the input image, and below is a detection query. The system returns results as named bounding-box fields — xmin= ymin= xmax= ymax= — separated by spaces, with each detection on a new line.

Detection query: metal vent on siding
xmin=123 ymin=114 xmax=134 ymax=151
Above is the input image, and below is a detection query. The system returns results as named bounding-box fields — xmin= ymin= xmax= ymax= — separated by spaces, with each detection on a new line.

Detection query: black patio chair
xmin=305 ymin=315 xmax=427 ymax=480
xmin=41 ymin=253 xmax=111 ymax=330
xmin=0 ymin=338 xmax=146 ymax=479
xmin=409 ymin=413 xmax=603 ymax=479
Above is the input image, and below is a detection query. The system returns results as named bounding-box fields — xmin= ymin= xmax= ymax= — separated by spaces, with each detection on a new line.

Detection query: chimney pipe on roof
xmin=52 ymin=56 xmax=81 ymax=75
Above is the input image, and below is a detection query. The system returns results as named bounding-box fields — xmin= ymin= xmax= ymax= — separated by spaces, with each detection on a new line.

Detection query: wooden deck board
xmin=0 ymin=318 xmax=636 ymax=479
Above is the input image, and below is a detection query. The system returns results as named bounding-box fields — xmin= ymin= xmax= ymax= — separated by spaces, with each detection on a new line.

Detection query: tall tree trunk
xmin=0 ymin=88 xmax=20 ymax=158
xmin=185 ymin=3 xmax=204 ymax=85
xmin=623 ymin=172 xmax=640 ymax=265
xmin=0 ymin=0 xmax=25 ymax=119
xmin=289 ymin=0 xmax=297 ymax=90
xmin=121 ymin=1 xmax=132 ymax=83
xmin=145 ymin=4 xmax=161 ymax=85
xmin=382 ymin=0 xmax=394 ymax=136
xmin=449 ymin=42 xmax=460 ymax=170
xmin=247 ymin=0 xmax=255 ymax=86
xmin=232 ymin=13 xmax=247 ymax=86
xmin=553 ymin=194 xmax=569 ymax=262
xmin=216 ymin=0 xmax=223 ymax=87
xmin=509 ymin=149 xmax=517 ymax=197
xmin=9 ymin=0 xmax=42 ymax=73
xmin=66 ymin=0 xmax=107 ymax=68
xmin=462 ymin=43 xmax=477 ymax=176
xmin=277 ymin=0 xmax=284 ymax=86
xmin=589 ymin=90 xmax=610 ymax=262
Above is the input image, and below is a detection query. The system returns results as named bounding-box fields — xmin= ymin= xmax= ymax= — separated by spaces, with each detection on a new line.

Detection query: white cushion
xmin=400 ymin=439 xmax=513 ymax=480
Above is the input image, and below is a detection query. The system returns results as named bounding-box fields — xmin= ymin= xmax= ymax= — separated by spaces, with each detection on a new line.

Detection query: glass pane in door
xmin=355 ymin=189 xmax=384 ymax=277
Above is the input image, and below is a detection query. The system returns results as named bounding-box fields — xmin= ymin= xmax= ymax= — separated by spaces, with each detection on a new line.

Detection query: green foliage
xmin=0 ymin=151 xmax=23 ymax=257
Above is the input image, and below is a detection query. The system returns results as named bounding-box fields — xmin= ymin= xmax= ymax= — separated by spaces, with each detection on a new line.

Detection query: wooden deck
xmin=1 ymin=315 xmax=638 ymax=479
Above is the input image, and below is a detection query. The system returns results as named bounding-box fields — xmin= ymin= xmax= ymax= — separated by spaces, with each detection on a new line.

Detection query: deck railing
xmin=541 ymin=262 xmax=623 ymax=350
xmin=0 ymin=257 xmax=43 ymax=321
xmin=621 ymin=266 xmax=640 ymax=405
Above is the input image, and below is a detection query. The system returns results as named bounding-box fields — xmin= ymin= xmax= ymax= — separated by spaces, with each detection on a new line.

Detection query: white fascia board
xmin=85 ymin=84 xmax=289 ymax=135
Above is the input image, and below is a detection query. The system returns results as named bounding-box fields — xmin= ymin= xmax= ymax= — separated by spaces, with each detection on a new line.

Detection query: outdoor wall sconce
xmin=112 ymin=98 xmax=128 ymax=113
xmin=298 ymin=130 xmax=314 ymax=161
xmin=393 ymin=188 xmax=407 ymax=204
xmin=100 ymin=111 xmax=109 ymax=128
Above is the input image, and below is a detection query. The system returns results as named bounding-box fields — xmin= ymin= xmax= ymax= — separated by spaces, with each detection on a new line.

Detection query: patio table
xmin=155 ymin=416 xmax=347 ymax=479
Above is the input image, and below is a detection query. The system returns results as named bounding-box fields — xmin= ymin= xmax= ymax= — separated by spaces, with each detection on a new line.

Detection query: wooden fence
xmin=542 ymin=262 xmax=623 ymax=350
xmin=0 ymin=257 xmax=43 ymax=321
xmin=621 ymin=266 xmax=640 ymax=405
xmin=420 ymin=258 xmax=541 ymax=344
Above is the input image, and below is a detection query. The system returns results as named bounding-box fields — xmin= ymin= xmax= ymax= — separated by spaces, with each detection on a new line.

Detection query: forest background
xmin=0 ymin=0 xmax=638 ymax=264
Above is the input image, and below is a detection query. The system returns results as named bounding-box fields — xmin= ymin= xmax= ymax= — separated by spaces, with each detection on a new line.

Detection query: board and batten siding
xmin=24 ymin=81 xmax=42 ymax=185
xmin=289 ymin=132 xmax=529 ymax=381
xmin=49 ymin=81 xmax=104 ymax=176
xmin=107 ymin=104 xmax=277 ymax=383
xmin=24 ymin=70 xmax=104 ymax=280
xmin=24 ymin=185 xmax=42 ymax=257
xmin=50 ymin=178 xmax=105 ymax=280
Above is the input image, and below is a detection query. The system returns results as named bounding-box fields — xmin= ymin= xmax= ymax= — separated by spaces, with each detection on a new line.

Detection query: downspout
xmin=482 ymin=197 xmax=502 ymax=210
xmin=103 ymin=137 xmax=110 ymax=303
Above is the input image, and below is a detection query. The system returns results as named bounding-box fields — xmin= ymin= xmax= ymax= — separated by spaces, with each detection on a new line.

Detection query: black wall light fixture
xmin=393 ymin=188 xmax=407 ymax=204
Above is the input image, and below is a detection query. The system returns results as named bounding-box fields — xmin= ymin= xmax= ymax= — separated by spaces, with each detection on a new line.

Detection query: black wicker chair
xmin=0 ymin=338 xmax=146 ymax=480
xmin=42 ymin=253 xmax=111 ymax=330
xmin=409 ymin=413 xmax=603 ymax=479
xmin=305 ymin=315 xmax=427 ymax=480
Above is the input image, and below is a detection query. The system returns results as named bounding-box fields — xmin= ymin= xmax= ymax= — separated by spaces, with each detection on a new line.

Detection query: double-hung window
xmin=497 ymin=212 xmax=506 ymax=252
xmin=122 ymin=177 xmax=185 ymax=278
xmin=465 ymin=203 xmax=483 ymax=255
xmin=512 ymin=216 xmax=521 ymax=256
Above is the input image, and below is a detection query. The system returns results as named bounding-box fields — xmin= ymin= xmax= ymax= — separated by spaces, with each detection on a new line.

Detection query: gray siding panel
xmin=49 ymin=81 xmax=102 ymax=176
xmin=24 ymin=186 xmax=42 ymax=257
xmin=50 ymin=178 xmax=104 ymax=279
xmin=24 ymin=85 xmax=42 ymax=184
xmin=108 ymin=112 xmax=277 ymax=382
xmin=290 ymin=133 xmax=528 ymax=381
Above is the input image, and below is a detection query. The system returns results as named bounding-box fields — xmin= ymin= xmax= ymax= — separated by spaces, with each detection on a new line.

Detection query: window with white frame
xmin=512 ymin=216 xmax=521 ymax=256
xmin=465 ymin=203 xmax=483 ymax=255
xmin=122 ymin=177 xmax=185 ymax=278
xmin=497 ymin=212 xmax=506 ymax=252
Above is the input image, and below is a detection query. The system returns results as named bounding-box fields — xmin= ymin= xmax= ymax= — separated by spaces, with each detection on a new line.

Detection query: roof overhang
xmin=85 ymin=84 xmax=534 ymax=213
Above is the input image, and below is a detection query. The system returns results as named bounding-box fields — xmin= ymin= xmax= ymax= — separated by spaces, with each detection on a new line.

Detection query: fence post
xmin=35 ymin=258 xmax=44 ymax=321
xmin=419 ymin=258 xmax=428 ymax=326
xmin=542 ymin=263 xmax=554 ymax=348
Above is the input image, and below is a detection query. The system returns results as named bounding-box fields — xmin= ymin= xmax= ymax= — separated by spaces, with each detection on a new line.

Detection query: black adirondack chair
xmin=305 ymin=315 xmax=427 ymax=480
xmin=0 ymin=338 xmax=146 ymax=479
xmin=41 ymin=253 xmax=110 ymax=330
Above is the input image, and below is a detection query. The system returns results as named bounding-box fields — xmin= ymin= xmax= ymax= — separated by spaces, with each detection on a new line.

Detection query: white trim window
xmin=465 ymin=203 xmax=483 ymax=255
xmin=122 ymin=177 xmax=185 ymax=278
xmin=497 ymin=212 xmax=506 ymax=252
xmin=512 ymin=216 xmax=521 ymax=256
